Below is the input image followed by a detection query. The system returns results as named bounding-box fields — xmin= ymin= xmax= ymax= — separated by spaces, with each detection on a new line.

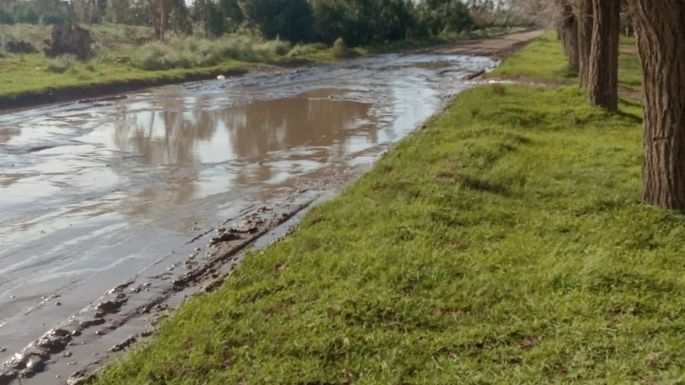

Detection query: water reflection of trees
xmin=108 ymin=88 xmax=380 ymax=222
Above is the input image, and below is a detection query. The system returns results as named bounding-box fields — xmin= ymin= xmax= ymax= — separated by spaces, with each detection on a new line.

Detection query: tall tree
xmin=577 ymin=0 xmax=593 ymax=87
xmin=557 ymin=0 xmax=579 ymax=72
xmin=239 ymin=0 xmax=313 ymax=42
xmin=586 ymin=0 xmax=620 ymax=111
xmin=150 ymin=0 xmax=191 ymax=40
xmin=627 ymin=0 xmax=685 ymax=210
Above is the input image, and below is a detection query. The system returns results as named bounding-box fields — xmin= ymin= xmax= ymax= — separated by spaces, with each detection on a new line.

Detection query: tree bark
xmin=577 ymin=0 xmax=593 ymax=88
xmin=558 ymin=1 xmax=580 ymax=72
xmin=587 ymin=0 xmax=620 ymax=111
xmin=627 ymin=0 xmax=685 ymax=210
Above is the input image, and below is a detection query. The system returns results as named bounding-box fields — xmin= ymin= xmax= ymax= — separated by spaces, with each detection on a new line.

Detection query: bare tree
xmin=626 ymin=0 xmax=685 ymax=210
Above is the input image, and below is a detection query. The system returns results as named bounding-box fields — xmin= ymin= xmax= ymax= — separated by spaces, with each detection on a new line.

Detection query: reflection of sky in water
xmin=0 ymin=55 xmax=495 ymax=226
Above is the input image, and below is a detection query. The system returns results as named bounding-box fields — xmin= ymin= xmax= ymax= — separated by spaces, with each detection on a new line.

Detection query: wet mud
xmin=0 ymin=52 xmax=499 ymax=384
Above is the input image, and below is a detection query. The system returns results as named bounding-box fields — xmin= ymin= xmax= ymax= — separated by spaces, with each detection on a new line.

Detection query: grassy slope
xmin=92 ymin=36 xmax=685 ymax=385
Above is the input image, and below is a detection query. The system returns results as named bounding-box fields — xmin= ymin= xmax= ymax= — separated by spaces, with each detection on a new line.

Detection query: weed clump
xmin=120 ymin=35 xmax=291 ymax=71
xmin=332 ymin=37 xmax=353 ymax=59
xmin=46 ymin=54 xmax=77 ymax=73
xmin=287 ymin=43 xmax=327 ymax=58
xmin=4 ymin=39 xmax=37 ymax=54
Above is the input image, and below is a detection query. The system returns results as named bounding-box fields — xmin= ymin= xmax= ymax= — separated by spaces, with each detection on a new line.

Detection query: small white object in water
xmin=217 ymin=75 xmax=226 ymax=80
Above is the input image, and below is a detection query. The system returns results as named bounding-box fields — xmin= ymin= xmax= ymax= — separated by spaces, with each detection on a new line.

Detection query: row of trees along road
xmin=0 ymin=1 xmax=522 ymax=46
xmin=554 ymin=0 xmax=685 ymax=211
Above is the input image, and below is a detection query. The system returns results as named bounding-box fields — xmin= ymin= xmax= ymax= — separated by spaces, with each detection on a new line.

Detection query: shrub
xmin=4 ymin=40 xmax=38 ymax=54
xmin=117 ymin=35 xmax=292 ymax=71
xmin=331 ymin=37 xmax=352 ymax=59
xmin=240 ymin=0 xmax=314 ymax=42
xmin=47 ymin=55 xmax=77 ymax=73
xmin=0 ymin=8 xmax=14 ymax=25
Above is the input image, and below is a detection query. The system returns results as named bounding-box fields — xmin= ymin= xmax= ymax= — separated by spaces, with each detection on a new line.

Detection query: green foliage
xmin=119 ymin=35 xmax=291 ymax=70
xmin=15 ymin=7 xmax=39 ymax=24
xmin=206 ymin=3 xmax=225 ymax=37
xmin=310 ymin=0 xmax=418 ymax=45
xmin=104 ymin=0 xmax=148 ymax=25
xmin=0 ymin=0 xmax=524 ymax=45
xmin=0 ymin=0 xmax=72 ymax=25
xmin=238 ymin=0 xmax=314 ymax=42
xmin=0 ymin=8 xmax=14 ymax=25
xmin=417 ymin=0 xmax=474 ymax=36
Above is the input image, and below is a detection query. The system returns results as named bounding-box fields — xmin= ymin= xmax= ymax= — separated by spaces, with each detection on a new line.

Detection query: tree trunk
xmin=627 ymin=0 xmax=685 ymax=210
xmin=151 ymin=0 xmax=162 ymax=40
xmin=578 ymin=0 xmax=593 ymax=88
xmin=558 ymin=1 xmax=580 ymax=72
xmin=160 ymin=0 xmax=166 ymax=41
xmin=587 ymin=0 xmax=620 ymax=111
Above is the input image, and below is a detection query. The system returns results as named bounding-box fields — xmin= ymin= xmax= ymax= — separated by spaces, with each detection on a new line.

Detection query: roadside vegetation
xmin=491 ymin=32 xmax=642 ymax=93
xmin=0 ymin=0 xmax=533 ymax=103
xmin=88 ymin=32 xmax=685 ymax=384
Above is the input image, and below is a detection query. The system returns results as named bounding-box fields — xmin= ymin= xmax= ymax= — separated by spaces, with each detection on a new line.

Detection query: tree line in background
xmin=0 ymin=0 xmax=529 ymax=45
xmin=0 ymin=0 xmax=522 ymax=45
xmin=551 ymin=0 xmax=685 ymax=213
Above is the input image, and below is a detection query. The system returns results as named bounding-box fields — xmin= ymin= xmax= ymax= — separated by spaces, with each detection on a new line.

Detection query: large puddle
xmin=0 ymin=54 xmax=495 ymax=363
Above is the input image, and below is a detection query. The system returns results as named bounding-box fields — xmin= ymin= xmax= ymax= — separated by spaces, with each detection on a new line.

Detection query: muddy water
xmin=0 ymin=54 xmax=495 ymax=369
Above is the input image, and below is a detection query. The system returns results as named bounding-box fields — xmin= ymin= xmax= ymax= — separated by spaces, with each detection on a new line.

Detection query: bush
xmin=47 ymin=55 xmax=77 ymax=73
xmin=119 ymin=35 xmax=291 ymax=71
xmin=239 ymin=0 xmax=314 ymax=42
xmin=15 ymin=8 xmax=39 ymax=24
xmin=417 ymin=0 xmax=474 ymax=36
xmin=331 ymin=37 xmax=352 ymax=59
xmin=0 ymin=9 xmax=14 ymax=25
xmin=4 ymin=40 xmax=38 ymax=54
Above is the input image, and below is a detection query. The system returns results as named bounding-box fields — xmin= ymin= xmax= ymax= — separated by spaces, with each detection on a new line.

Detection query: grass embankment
xmin=92 ymin=35 xmax=685 ymax=384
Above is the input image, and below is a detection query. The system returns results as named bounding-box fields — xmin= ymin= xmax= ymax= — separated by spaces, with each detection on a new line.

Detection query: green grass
xmin=619 ymin=50 xmax=642 ymax=92
xmin=0 ymin=24 xmax=335 ymax=100
xmin=489 ymin=33 xmax=575 ymax=82
xmin=91 ymin=34 xmax=685 ymax=385
xmin=0 ymin=52 xmax=259 ymax=97
xmin=491 ymin=32 xmax=643 ymax=93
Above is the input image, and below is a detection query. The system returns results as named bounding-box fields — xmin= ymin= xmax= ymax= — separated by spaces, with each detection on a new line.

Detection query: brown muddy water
xmin=0 ymin=53 xmax=495 ymax=384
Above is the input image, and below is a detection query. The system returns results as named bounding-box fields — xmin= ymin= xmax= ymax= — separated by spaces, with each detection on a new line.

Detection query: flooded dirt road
xmin=0 ymin=53 xmax=495 ymax=383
